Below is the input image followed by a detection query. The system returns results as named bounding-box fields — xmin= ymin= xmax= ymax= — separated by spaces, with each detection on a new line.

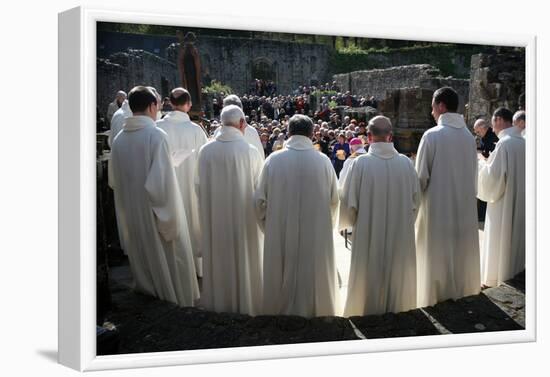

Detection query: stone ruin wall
xmin=467 ymin=51 xmax=525 ymax=126
xmin=333 ymin=64 xmax=470 ymax=153
xmin=96 ymin=31 xmax=525 ymax=155
xmin=97 ymin=49 xmax=178 ymax=120
xmin=334 ymin=64 xmax=439 ymax=99
xmin=379 ymin=88 xmax=436 ymax=153
xmin=333 ymin=64 xmax=469 ymax=112
xmin=165 ymin=36 xmax=331 ymax=95
xmin=97 ymin=33 xmax=331 ymax=119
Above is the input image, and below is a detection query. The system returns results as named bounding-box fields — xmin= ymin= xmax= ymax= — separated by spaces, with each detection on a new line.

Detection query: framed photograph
xmin=58 ymin=5 xmax=536 ymax=371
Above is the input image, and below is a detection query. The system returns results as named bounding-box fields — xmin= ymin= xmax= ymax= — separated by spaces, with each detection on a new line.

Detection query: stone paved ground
xmin=101 ymin=259 xmax=525 ymax=355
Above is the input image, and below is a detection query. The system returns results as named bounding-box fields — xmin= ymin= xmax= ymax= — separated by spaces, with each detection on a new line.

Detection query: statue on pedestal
xmin=177 ymin=31 xmax=202 ymax=117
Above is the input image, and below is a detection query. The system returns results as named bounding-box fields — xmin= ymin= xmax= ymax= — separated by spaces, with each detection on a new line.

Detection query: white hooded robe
xmin=340 ymin=143 xmax=420 ymax=316
xmin=196 ymin=126 xmax=264 ymax=315
xmin=478 ymin=126 xmax=525 ymax=286
xmin=415 ymin=112 xmax=480 ymax=307
xmin=109 ymin=115 xmax=199 ymax=307
xmin=108 ymin=100 xmax=132 ymax=147
xmin=157 ymin=111 xmax=208 ymax=274
xmin=254 ymin=135 xmax=339 ymax=317
xmin=214 ymin=123 xmax=265 ymax=160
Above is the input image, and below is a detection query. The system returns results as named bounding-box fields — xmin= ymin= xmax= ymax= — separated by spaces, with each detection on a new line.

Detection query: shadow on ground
xmin=101 ymin=266 xmax=525 ymax=355
xmin=423 ymin=293 xmax=523 ymax=334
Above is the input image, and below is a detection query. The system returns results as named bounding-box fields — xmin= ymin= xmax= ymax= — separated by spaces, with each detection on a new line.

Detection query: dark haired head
xmin=433 ymin=87 xmax=459 ymax=113
xmin=493 ymin=107 xmax=513 ymax=123
xmin=128 ymin=86 xmax=158 ymax=113
xmin=170 ymin=88 xmax=191 ymax=107
xmin=288 ymin=114 xmax=313 ymax=138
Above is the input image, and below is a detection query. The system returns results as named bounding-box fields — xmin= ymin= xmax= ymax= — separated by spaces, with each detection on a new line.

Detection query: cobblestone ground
xmin=100 ymin=261 xmax=525 ymax=355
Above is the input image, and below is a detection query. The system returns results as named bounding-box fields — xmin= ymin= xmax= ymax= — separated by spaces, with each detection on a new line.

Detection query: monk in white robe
xmin=478 ymin=107 xmax=525 ymax=287
xmin=513 ymin=110 xmax=526 ymax=138
xmin=106 ymin=90 xmax=126 ymax=129
xmin=415 ymin=87 xmax=480 ymax=307
xmin=196 ymin=105 xmax=264 ymax=315
xmin=108 ymin=98 xmax=133 ymax=255
xmin=108 ymin=99 xmax=132 ymax=147
xmin=109 ymin=86 xmax=199 ymax=307
xmin=254 ymin=115 xmax=339 ymax=318
xmin=340 ymin=116 xmax=420 ymax=316
xmin=213 ymin=95 xmax=265 ymax=160
xmin=157 ymin=88 xmax=208 ymax=276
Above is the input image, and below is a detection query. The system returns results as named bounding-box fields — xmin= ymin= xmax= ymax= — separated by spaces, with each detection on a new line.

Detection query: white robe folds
xmin=478 ymin=126 xmax=525 ymax=286
xmin=215 ymin=123 xmax=265 ymax=160
xmin=340 ymin=143 xmax=420 ymax=316
xmin=254 ymin=135 xmax=339 ymax=317
xmin=108 ymin=100 xmax=132 ymax=147
xmin=157 ymin=111 xmax=208 ymax=263
xmin=106 ymin=101 xmax=119 ymax=127
xmin=196 ymin=126 xmax=264 ymax=315
xmin=338 ymin=148 xmax=367 ymax=187
xmin=338 ymin=148 xmax=367 ymax=231
xmin=415 ymin=112 xmax=480 ymax=307
xmin=109 ymin=115 xmax=199 ymax=307
xmin=108 ymin=99 xmax=133 ymax=254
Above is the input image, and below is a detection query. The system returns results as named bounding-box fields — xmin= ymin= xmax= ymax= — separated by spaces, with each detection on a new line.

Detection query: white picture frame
xmin=58 ymin=5 xmax=537 ymax=371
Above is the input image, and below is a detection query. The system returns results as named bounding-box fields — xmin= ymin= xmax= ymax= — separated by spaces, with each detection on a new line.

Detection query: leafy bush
xmin=312 ymin=90 xmax=338 ymax=97
xmin=202 ymin=80 xmax=233 ymax=95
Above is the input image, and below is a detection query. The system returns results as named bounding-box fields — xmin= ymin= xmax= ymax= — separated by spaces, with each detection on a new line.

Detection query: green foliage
xmin=202 ymin=80 xmax=233 ymax=95
xmin=312 ymin=90 xmax=338 ymax=97
xmin=329 ymin=43 xmax=497 ymax=78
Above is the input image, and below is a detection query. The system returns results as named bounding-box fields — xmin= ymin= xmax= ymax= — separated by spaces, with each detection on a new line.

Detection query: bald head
xmin=513 ymin=110 xmax=526 ymax=130
xmin=473 ymin=119 xmax=489 ymax=137
xmin=367 ymin=115 xmax=392 ymax=142
xmin=115 ymin=90 xmax=127 ymax=105
xmin=221 ymin=105 xmax=246 ymax=132
xmin=223 ymin=94 xmax=243 ymax=109
xmin=170 ymin=87 xmax=191 ymax=109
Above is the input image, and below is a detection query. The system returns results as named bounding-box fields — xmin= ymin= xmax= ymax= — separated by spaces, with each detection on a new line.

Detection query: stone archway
xmin=251 ymin=57 xmax=276 ymax=82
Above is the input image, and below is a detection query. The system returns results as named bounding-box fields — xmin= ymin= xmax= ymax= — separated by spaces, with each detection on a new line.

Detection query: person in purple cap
xmin=338 ymin=137 xmax=367 ymax=185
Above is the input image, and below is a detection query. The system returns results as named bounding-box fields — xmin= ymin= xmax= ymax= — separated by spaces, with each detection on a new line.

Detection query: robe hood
xmin=438 ymin=112 xmax=467 ymax=129
xmin=164 ymin=110 xmax=191 ymax=122
xmin=215 ymin=125 xmax=246 ymax=142
xmin=285 ymin=135 xmax=314 ymax=151
xmin=351 ymin=147 xmax=367 ymax=157
xmin=498 ymin=125 xmax=523 ymax=139
xmin=121 ymin=100 xmax=131 ymax=114
xmin=367 ymin=142 xmax=399 ymax=159
xmin=123 ymin=115 xmax=157 ymax=132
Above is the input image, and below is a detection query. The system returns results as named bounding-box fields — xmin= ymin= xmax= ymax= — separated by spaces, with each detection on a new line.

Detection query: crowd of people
xmin=105 ymin=84 xmax=526 ymax=319
xmin=187 ymin=85 xmax=380 ymax=178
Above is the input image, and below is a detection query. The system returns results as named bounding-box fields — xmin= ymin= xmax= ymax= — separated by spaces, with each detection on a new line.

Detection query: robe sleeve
xmin=253 ymin=162 xmax=268 ymax=232
xmin=477 ymin=141 xmax=507 ymax=203
xmin=329 ymin=162 xmax=340 ymax=229
xmin=194 ymin=148 xmax=202 ymax=200
xmin=415 ymin=134 xmax=433 ymax=192
xmin=108 ymin=156 xmax=116 ymax=190
xmin=409 ymin=160 xmax=421 ymax=221
xmin=338 ymin=158 xmax=358 ymax=230
xmin=196 ymin=126 xmax=208 ymax=147
xmin=144 ymin=137 xmax=182 ymax=242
